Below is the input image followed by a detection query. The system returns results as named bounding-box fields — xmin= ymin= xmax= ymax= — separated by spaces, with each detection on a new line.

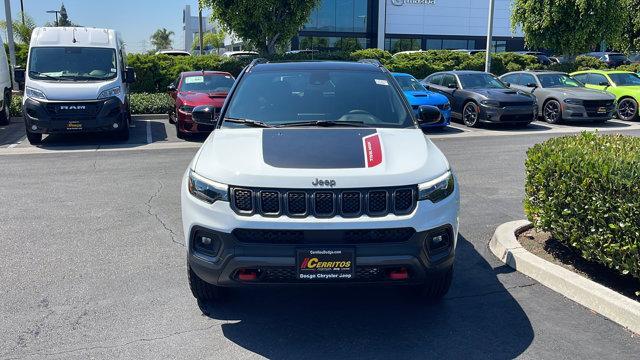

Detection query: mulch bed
xmin=518 ymin=228 xmax=640 ymax=301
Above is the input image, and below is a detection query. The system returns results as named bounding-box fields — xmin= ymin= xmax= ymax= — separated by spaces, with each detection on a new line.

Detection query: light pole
xmin=20 ymin=0 xmax=25 ymax=25
xmin=46 ymin=10 xmax=60 ymax=26
xmin=484 ymin=0 xmax=495 ymax=73
xmin=198 ymin=7 xmax=204 ymax=55
xmin=4 ymin=0 xmax=17 ymax=88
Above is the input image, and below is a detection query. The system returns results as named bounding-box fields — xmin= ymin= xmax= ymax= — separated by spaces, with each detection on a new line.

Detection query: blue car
xmin=392 ymin=72 xmax=451 ymax=127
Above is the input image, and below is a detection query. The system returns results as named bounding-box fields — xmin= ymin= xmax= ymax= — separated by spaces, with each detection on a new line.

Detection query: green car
xmin=570 ymin=70 xmax=640 ymax=121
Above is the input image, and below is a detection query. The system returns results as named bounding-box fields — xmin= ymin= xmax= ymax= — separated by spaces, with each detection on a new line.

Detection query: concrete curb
xmin=132 ymin=114 xmax=168 ymax=120
xmin=490 ymin=220 xmax=640 ymax=335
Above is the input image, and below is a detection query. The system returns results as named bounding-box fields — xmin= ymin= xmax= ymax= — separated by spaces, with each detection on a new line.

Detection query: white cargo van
xmin=0 ymin=33 xmax=13 ymax=126
xmin=18 ymin=27 xmax=135 ymax=144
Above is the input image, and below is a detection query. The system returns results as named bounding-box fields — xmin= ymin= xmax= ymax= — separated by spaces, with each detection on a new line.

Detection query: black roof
xmin=251 ymin=61 xmax=384 ymax=72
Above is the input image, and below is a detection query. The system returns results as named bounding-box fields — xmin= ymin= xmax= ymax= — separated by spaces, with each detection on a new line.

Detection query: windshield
xmin=224 ymin=69 xmax=414 ymax=128
xmin=458 ymin=73 xmax=507 ymax=89
xmin=180 ymin=75 xmax=235 ymax=93
xmin=538 ymin=74 xmax=583 ymax=88
xmin=609 ymin=73 xmax=640 ymax=86
xmin=394 ymin=75 xmax=426 ymax=91
xmin=28 ymin=47 xmax=117 ymax=81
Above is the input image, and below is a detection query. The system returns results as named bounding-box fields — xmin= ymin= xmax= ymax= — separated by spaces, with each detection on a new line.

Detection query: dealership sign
xmin=392 ymin=0 xmax=436 ymax=5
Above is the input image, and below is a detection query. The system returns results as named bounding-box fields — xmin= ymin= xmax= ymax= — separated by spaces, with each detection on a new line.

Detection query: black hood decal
xmin=262 ymin=129 xmax=377 ymax=169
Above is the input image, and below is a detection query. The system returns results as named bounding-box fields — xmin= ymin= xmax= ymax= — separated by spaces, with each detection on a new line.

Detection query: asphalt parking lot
xmin=1 ymin=115 xmax=640 ymax=359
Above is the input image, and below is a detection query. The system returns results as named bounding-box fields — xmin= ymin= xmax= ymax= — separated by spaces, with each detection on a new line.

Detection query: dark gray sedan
xmin=500 ymin=71 xmax=616 ymax=124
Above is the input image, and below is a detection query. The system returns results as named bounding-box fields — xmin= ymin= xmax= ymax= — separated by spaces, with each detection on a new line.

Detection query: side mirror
xmin=599 ymin=81 xmax=610 ymax=87
xmin=504 ymin=82 xmax=511 ymax=87
xmin=417 ymin=105 xmax=442 ymax=127
xmin=124 ymin=67 xmax=136 ymax=83
xmin=191 ymin=105 xmax=219 ymax=126
xmin=446 ymin=83 xmax=458 ymax=89
xmin=526 ymin=83 xmax=537 ymax=88
xmin=13 ymin=67 xmax=25 ymax=85
xmin=167 ymin=83 xmax=176 ymax=92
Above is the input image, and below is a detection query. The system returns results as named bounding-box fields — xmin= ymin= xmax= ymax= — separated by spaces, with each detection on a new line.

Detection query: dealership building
xmin=293 ymin=0 xmax=524 ymax=53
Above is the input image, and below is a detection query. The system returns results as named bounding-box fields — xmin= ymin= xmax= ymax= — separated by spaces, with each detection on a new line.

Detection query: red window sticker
xmin=363 ymin=134 xmax=382 ymax=168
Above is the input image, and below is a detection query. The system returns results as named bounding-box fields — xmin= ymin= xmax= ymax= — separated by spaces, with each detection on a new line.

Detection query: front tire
xmin=0 ymin=92 xmax=11 ymax=126
xmin=412 ymin=265 xmax=453 ymax=301
xmin=114 ymin=120 xmax=130 ymax=141
xmin=188 ymin=266 xmax=226 ymax=303
xmin=543 ymin=100 xmax=562 ymax=124
xmin=462 ymin=102 xmax=480 ymax=127
xmin=617 ymin=98 xmax=638 ymax=121
xmin=26 ymin=129 xmax=42 ymax=144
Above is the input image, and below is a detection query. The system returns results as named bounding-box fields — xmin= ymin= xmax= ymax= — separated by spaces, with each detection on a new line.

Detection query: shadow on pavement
xmin=0 ymin=118 xmax=26 ymax=146
xmin=565 ymin=119 xmax=631 ymax=128
xmin=483 ymin=121 xmax=553 ymax=132
xmin=30 ymin=119 xmax=170 ymax=150
xmin=197 ymin=235 xmax=534 ymax=359
xmin=423 ymin=125 xmax=466 ymax=135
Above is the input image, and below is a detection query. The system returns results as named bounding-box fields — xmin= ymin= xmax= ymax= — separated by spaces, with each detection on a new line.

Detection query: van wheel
xmin=0 ymin=92 xmax=10 ymax=126
xmin=188 ymin=266 xmax=226 ymax=303
xmin=26 ymin=129 xmax=42 ymax=145
xmin=411 ymin=265 xmax=453 ymax=301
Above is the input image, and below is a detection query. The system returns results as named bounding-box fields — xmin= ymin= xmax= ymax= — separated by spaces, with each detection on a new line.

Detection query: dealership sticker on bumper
xmin=297 ymin=249 xmax=354 ymax=280
xmin=66 ymin=121 xmax=83 ymax=130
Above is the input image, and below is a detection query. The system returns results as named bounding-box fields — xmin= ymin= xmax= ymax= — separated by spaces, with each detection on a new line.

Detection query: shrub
xmin=525 ymin=132 xmax=640 ymax=284
xmin=494 ymin=52 xmax=543 ymax=73
xmin=129 ymin=93 xmax=173 ymax=114
xmin=349 ymin=48 xmax=392 ymax=63
xmin=574 ymin=55 xmax=608 ymax=70
xmin=10 ymin=95 xmax=22 ymax=117
xmin=617 ymin=63 xmax=640 ymax=73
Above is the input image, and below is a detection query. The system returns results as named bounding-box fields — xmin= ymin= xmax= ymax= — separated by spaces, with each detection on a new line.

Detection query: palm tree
xmin=150 ymin=28 xmax=175 ymax=51
xmin=0 ymin=12 xmax=36 ymax=43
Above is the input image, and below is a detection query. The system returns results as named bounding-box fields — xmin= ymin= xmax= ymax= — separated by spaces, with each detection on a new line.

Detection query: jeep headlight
xmin=26 ymin=87 xmax=47 ymax=100
xmin=98 ymin=86 xmax=121 ymax=99
xmin=418 ymin=171 xmax=455 ymax=203
xmin=188 ymin=170 xmax=229 ymax=204
xmin=564 ymin=98 xmax=582 ymax=105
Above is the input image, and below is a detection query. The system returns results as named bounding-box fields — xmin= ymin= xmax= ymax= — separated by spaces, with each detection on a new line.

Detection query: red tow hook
xmin=388 ymin=267 xmax=409 ymax=280
xmin=238 ymin=269 xmax=259 ymax=281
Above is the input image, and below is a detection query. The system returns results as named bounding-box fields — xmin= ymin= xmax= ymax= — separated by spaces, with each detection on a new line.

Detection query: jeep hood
xmin=193 ymin=128 xmax=450 ymax=188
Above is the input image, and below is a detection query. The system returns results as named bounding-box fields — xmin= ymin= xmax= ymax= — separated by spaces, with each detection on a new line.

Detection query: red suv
xmin=168 ymin=71 xmax=235 ymax=138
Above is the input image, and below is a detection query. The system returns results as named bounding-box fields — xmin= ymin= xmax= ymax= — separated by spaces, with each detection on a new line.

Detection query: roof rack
xmin=358 ymin=59 xmax=383 ymax=67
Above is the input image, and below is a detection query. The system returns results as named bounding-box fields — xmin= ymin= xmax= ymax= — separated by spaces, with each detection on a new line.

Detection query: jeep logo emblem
xmin=312 ymin=178 xmax=336 ymax=187
xmin=60 ymin=105 xmax=86 ymax=110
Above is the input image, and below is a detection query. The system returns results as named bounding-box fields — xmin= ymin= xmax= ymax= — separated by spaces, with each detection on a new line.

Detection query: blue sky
xmin=1 ymin=0 xmax=205 ymax=53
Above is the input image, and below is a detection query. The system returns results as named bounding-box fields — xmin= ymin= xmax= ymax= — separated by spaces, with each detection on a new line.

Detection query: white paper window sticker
xmin=375 ymin=79 xmax=389 ymax=86
xmin=185 ymin=76 xmax=204 ymax=84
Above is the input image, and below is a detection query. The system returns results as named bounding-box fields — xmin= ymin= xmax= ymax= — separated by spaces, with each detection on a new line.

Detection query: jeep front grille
xmin=229 ymin=186 xmax=417 ymax=218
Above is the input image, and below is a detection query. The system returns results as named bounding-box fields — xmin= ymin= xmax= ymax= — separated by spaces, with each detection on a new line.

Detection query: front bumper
xmin=23 ymin=97 xmax=127 ymax=134
xmin=177 ymin=109 xmax=215 ymax=134
xmin=479 ymin=104 xmax=537 ymax=123
xmin=181 ymin=175 xmax=460 ymax=287
xmin=562 ymin=103 xmax=616 ymax=121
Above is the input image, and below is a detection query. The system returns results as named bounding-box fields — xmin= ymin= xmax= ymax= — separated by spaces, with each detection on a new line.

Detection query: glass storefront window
xmin=426 ymin=39 xmax=442 ymax=50
xmin=318 ymin=0 xmax=337 ymax=31
xmin=442 ymin=39 xmax=468 ymax=50
xmin=492 ymin=40 xmax=507 ymax=53
xmin=303 ymin=0 xmax=369 ymax=33
xmin=299 ymin=36 xmax=368 ymax=51
xmin=385 ymin=38 xmax=421 ymax=53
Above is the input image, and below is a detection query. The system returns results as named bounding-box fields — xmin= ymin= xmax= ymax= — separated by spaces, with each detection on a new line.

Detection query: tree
xmin=199 ymin=0 xmax=320 ymax=55
xmin=192 ymin=31 xmax=226 ymax=54
xmin=613 ymin=0 xmax=640 ymax=52
xmin=511 ymin=0 xmax=625 ymax=55
xmin=150 ymin=28 xmax=174 ymax=51
xmin=0 ymin=12 xmax=36 ymax=43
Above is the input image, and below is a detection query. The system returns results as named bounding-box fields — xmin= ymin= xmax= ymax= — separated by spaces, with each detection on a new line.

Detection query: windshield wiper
xmin=223 ymin=117 xmax=274 ymax=128
xmin=29 ymin=71 xmax=63 ymax=81
xmin=277 ymin=120 xmax=367 ymax=128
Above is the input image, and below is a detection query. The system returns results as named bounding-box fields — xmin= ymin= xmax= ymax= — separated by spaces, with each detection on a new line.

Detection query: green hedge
xmin=9 ymin=93 xmax=172 ymax=116
xmin=525 ymin=132 xmax=640 ymax=284
xmin=129 ymin=93 xmax=173 ymax=114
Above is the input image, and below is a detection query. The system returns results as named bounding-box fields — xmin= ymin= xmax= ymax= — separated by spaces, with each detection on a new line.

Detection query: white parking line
xmin=146 ymin=120 xmax=152 ymax=144
xmin=7 ymin=141 xmax=20 ymax=148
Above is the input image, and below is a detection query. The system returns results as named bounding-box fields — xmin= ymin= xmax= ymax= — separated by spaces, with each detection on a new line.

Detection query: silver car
xmin=500 ymin=71 xmax=616 ymax=124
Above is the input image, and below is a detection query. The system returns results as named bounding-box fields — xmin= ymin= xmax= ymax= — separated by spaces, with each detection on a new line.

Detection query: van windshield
xmin=28 ymin=47 xmax=118 ymax=81
xmin=224 ymin=69 xmax=414 ymax=128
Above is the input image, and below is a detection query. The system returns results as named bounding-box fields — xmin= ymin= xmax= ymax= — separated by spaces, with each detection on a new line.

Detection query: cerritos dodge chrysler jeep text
xmin=181 ymin=60 xmax=460 ymax=307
